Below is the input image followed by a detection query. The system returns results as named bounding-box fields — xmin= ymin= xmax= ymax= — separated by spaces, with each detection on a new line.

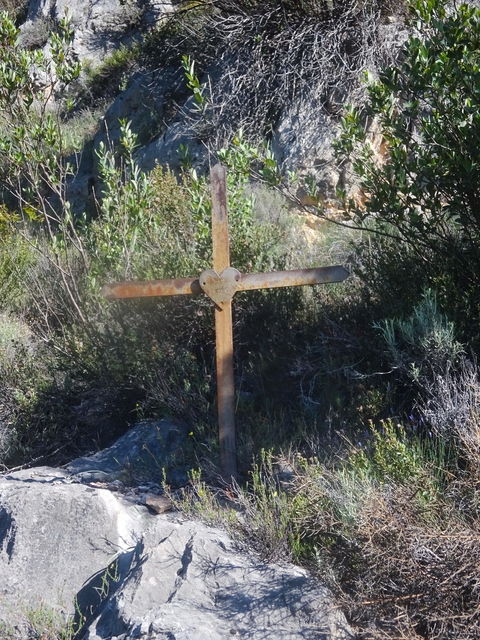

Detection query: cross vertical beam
xmin=210 ymin=164 xmax=237 ymax=480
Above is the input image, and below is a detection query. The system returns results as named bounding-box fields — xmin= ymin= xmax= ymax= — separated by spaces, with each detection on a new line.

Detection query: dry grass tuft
xmin=342 ymin=487 xmax=480 ymax=639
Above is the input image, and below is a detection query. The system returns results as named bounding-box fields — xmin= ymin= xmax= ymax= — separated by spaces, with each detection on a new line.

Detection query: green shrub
xmin=0 ymin=319 xmax=66 ymax=467
xmin=335 ymin=0 xmax=480 ymax=349
xmin=376 ymin=289 xmax=464 ymax=387
xmin=86 ymin=120 xmax=155 ymax=283
xmin=0 ymin=227 xmax=37 ymax=312
xmin=349 ymin=420 xmax=423 ymax=483
xmin=179 ymin=430 xmax=474 ymax=638
xmin=0 ymin=107 xmax=333 ymax=467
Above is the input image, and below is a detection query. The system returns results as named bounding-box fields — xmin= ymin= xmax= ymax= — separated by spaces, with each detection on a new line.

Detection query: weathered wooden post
xmin=102 ymin=163 xmax=349 ymax=480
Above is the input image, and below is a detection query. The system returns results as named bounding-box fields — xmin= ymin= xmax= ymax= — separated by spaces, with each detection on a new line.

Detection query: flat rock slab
xmin=86 ymin=517 xmax=353 ymax=640
xmin=0 ymin=464 xmax=353 ymax=640
xmin=0 ymin=467 xmax=148 ymax=627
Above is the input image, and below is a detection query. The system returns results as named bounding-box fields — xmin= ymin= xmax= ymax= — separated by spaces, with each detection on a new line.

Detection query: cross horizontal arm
xmin=101 ymin=277 xmax=202 ymax=300
xmin=237 ymin=266 xmax=349 ymax=292
xmin=101 ymin=266 xmax=349 ymax=301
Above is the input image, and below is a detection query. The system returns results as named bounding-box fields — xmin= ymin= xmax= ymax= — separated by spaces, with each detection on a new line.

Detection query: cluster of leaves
xmin=0 ymin=10 xmax=81 ymax=165
xmin=335 ymin=0 xmax=480 ymax=347
xmin=86 ymin=120 xmax=155 ymax=283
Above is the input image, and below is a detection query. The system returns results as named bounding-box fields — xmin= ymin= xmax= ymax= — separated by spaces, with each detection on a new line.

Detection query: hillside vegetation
xmin=1 ymin=0 xmax=480 ymax=637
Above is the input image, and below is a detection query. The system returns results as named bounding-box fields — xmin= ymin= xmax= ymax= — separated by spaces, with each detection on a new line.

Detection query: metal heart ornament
xmin=199 ymin=267 xmax=241 ymax=308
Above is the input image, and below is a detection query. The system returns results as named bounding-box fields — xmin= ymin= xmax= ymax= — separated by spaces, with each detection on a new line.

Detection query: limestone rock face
xmin=17 ymin=0 xmax=410 ymax=212
xmin=16 ymin=0 xmax=409 ymax=211
xmin=21 ymin=0 xmax=173 ymax=66
xmin=272 ymin=102 xmax=342 ymax=200
xmin=92 ymin=67 xmax=193 ymax=167
xmin=0 ymin=467 xmax=147 ymax=627
xmin=84 ymin=517 xmax=353 ymax=640
xmin=0 ymin=441 xmax=353 ymax=639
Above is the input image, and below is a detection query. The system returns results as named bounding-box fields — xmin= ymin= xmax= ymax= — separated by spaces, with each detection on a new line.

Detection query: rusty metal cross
xmin=102 ymin=163 xmax=348 ymax=480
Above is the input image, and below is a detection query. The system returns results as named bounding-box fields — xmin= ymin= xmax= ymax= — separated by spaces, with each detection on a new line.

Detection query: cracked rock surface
xmin=0 ymin=466 xmax=148 ymax=629
xmin=0 ymin=448 xmax=353 ymax=639
xmin=22 ymin=0 xmax=173 ymax=64
xmin=85 ymin=517 xmax=353 ymax=640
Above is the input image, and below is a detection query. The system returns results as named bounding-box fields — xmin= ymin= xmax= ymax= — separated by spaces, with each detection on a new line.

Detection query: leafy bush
xmin=335 ymin=0 xmax=480 ymax=348
xmin=0 ymin=10 xmax=86 ymax=326
xmin=349 ymin=419 xmax=425 ymax=484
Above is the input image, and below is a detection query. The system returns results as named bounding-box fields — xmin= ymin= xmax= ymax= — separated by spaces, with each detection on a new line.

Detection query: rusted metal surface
xmin=211 ymin=163 xmax=230 ymax=274
xmin=101 ymin=277 xmax=201 ymax=300
xmin=199 ymin=267 xmax=241 ymax=309
xmin=238 ymin=266 xmax=349 ymax=292
xmin=215 ymin=299 xmax=236 ymax=480
xmin=103 ymin=266 xmax=348 ymax=302
xmin=101 ymin=163 xmax=350 ymax=481
xmin=210 ymin=164 xmax=237 ymax=480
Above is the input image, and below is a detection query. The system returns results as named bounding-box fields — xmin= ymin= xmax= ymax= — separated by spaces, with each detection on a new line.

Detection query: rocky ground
xmin=0 ymin=421 xmax=353 ymax=639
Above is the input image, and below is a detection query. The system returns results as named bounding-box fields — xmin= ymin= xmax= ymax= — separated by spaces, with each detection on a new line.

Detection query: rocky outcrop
xmin=0 ymin=423 xmax=354 ymax=639
xmin=21 ymin=0 xmax=173 ymax=65
xmin=0 ymin=467 xmax=145 ymax=630
xmin=93 ymin=67 xmax=198 ymax=169
xmin=91 ymin=50 xmax=406 ymax=209
xmin=66 ymin=419 xmax=189 ymax=486
xmin=84 ymin=516 xmax=353 ymax=640
xmin=15 ymin=0 xmax=411 ymax=214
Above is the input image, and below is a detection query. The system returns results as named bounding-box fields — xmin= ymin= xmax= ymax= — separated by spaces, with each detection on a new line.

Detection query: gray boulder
xmin=272 ymin=102 xmax=342 ymax=201
xmin=0 ymin=461 xmax=353 ymax=639
xmin=66 ymin=419 xmax=189 ymax=485
xmin=21 ymin=0 xmax=173 ymax=66
xmin=84 ymin=516 xmax=353 ymax=640
xmin=0 ymin=467 xmax=147 ymax=632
